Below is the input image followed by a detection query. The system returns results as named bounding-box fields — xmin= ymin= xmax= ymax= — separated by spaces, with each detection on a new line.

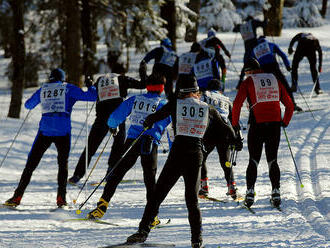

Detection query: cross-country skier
xmin=250 ymin=36 xmax=302 ymax=112
xmin=234 ymin=16 xmax=267 ymax=89
xmin=232 ymin=58 xmax=294 ymax=209
xmin=288 ymin=32 xmax=323 ymax=94
xmin=139 ymin=37 xmax=178 ymax=98
xmin=86 ymin=73 xmax=171 ymax=226
xmin=199 ymin=79 xmax=242 ymax=199
xmin=126 ymin=74 xmax=243 ymax=248
xmin=68 ymin=73 xmax=145 ymax=185
xmin=4 ymin=68 xmax=97 ymax=208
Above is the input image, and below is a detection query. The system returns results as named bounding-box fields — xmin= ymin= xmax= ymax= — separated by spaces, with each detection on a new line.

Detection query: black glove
xmin=85 ymin=76 xmax=93 ymax=87
xmin=233 ymin=137 xmax=243 ymax=151
xmin=288 ymin=47 xmax=293 ymax=55
xmin=280 ymin=121 xmax=288 ymax=128
xmin=286 ymin=66 xmax=291 ymax=72
xmin=109 ymin=127 xmax=118 ymax=136
xmin=143 ymin=115 xmax=153 ymax=129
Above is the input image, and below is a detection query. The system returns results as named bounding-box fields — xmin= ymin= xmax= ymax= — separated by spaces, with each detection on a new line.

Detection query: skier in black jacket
xmin=68 ymin=74 xmax=145 ymax=184
xmin=288 ymin=33 xmax=323 ymax=94
xmin=126 ymin=74 xmax=243 ymax=248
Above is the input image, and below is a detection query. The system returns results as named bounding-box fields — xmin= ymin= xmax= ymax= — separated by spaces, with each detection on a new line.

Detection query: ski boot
xmin=150 ymin=216 xmax=161 ymax=229
xmin=57 ymin=195 xmax=67 ymax=208
xmin=198 ymin=177 xmax=209 ymax=197
xmin=244 ymin=188 xmax=255 ymax=208
xmin=68 ymin=175 xmax=81 ymax=185
xmin=294 ymin=105 xmax=303 ymax=112
xmin=226 ymin=182 xmax=237 ymax=200
xmin=270 ymin=188 xmax=281 ymax=207
xmin=191 ymin=240 xmax=203 ymax=248
xmin=87 ymin=198 xmax=109 ymax=219
xmin=126 ymin=229 xmax=149 ymax=243
xmin=4 ymin=195 xmax=22 ymax=207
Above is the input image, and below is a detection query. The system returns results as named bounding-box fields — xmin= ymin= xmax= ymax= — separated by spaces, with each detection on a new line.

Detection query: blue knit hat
xmin=49 ymin=68 xmax=65 ymax=82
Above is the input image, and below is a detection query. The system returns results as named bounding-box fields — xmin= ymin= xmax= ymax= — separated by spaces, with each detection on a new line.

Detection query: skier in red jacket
xmin=232 ymin=58 xmax=294 ymax=209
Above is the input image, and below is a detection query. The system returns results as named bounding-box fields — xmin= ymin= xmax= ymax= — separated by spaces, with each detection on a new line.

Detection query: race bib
xmin=40 ymin=83 xmax=67 ymax=114
xmin=178 ymin=52 xmax=197 ymax=74
xmin=160 ymin=48 xmax=177 ymax=67
xmin=202 ymin=91 xmax=230 ymax=121
xmin=98 ymin=75 xmax=120 ymax=101
xmin=240 ymin=21 xmax=254 ymax=41
xmin=194 ymin=59 xmax=213 ymax=80
xmin=176 ymin=98 xmax=209 ymax=138
xmin=253 ymin=41 xmax=271 ymax=59
xmin=252 ymin=73 xmax=279 ymax=103
xmin=129 ymin=95 xmax=161 ymax=127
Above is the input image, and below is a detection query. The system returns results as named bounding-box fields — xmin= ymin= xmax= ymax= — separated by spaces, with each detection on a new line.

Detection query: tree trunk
xmin=321 ymin=0 xmax=328 ymax=18
xmin=64 ymin=0 xmax=82 ymax=86
xmin=184 ymin=0 xmax=200 ymax=42
xmin=8 ymin=0 xmax=25 ymax=119
xmin=81 ymin=0 xmax=97 ymax=78
xmin=160 ymin=0 xmax=177 ymax=51
xmin=264 ymin=0 xmax=284 ymax=37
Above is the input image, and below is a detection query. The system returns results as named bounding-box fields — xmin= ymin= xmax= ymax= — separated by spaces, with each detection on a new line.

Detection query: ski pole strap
xmin=78 ymin=127 xmax=149 ymax=210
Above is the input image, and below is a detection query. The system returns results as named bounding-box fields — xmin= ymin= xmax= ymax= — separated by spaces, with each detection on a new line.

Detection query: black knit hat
xmin=176 ymin=74 xmax=199 ymax=94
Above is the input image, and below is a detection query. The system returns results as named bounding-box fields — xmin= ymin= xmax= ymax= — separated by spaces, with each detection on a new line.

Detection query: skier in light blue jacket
xmin=4 ymin=68 xmax=97 ymax=208
xmin=87 ymin=72 xmax=171 ymax=224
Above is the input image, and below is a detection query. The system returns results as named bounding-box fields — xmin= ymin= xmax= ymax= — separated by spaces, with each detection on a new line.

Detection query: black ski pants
xmin=138 ymin=144 xmax=203 ymax=244
xmin=14 ymin=132 xmax=70 ymax=199
xmin=292 ymin=50 xmax=320 ymax=91
xmin=101 ymin=136 xmax=158 ymax=203
xmin=246 ymin=122 xmax=281 ymax=190
xmin=72 ymin=116 xmax=125 ymax=179
xmin=201 ymin=142 xmax=234 ymax=185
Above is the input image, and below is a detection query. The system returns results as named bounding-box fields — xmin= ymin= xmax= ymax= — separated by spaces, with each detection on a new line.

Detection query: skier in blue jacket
xmin=250 ymin=36 xmax=302 ymax=111
xmin=4 ymin=68 xmax=97 ymax=208
xmin=139 ymin=38 xmax=178 ymax=98
xmin=87 ymin=72 xmax=171 ymax=222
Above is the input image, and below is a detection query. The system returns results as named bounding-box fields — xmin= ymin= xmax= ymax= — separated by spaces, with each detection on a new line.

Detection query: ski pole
xmin=71 ymin=102 xmax=95 ymax=153
xmin=282 ymin=127 xmax=304 ymax=188
xmin=297 ymin=86 xmax=316 ymax=121
xmin=225 ymin=146 xmax=236 ymax=168
xmin=0 ymin=109 xmax=32 ymax=169
xmin=75 ymin=127 xmax=148 ymax=214
xmin=73 ymin=133 xmax=113 ymax=204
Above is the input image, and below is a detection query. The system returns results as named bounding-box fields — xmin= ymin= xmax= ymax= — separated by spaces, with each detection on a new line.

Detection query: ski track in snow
xmin=0 ymin=26 xmax=330 ymax=247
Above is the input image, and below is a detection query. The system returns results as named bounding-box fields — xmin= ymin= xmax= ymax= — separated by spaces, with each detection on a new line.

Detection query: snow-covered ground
xmin=0 ymin=23 xmax=329 ymax=248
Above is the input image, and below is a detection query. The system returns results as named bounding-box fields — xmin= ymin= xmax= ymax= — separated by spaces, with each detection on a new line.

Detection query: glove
xmin=288 ymin=47 xmax=293 ymax=55
xmin=280 ymin=121 xmax=288 ymax=128
xmin=221 ymin=74 xmax=226 ymax=84
xmin=233 ymin=137 xmax=243 ymax=151
xmin=286 ymin=66 xmax=291 ymax=72
xmin=109 ymin=127 xmax=118 ymax=136
xmin=85 ymin=76 xmax=93 ymax=87
xmin=143 ymin=115 xmax=153 ymax=128
xmin=318 ymin=66 xmax=322 ymax=73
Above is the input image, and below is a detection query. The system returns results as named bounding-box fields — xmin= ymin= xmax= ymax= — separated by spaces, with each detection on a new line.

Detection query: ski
xmin=64 ymin=218 xmax=119 ymax=226
xmin=198 ymin=195 xmax=228 ymax=203
xmin=101 ymin=242 xmax=175 ymax=248
xmin=90 ymin=179 xmax=142 ymax=187
xmin=49 ymin=205 xmax=73 ymax=212
xmin=0 ymin=204 xmax=25 ymax=211
xmin=294 ymin=108 xmax=325 ymax=114
xmin=241 ymin=204 xmax=256 ymax=214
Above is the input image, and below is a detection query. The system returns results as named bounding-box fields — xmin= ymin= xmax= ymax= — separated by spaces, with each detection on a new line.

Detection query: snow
xmin=0 ymin=23 xmax=330 ymax=248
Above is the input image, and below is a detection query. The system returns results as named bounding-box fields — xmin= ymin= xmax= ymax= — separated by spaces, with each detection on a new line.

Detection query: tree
xmin=264 ymin=0 xmax=284 ymax=36
xmin=184 ymin=0 xmax=200 ymax=42
xmin=161 ymin=0 xmax=176 ymax=50
xmin=321 ymin=0 xmax=328 ymax=18
xmin=7 ymin=0 xmax=25 ymax=119
xmin=63 ymin=0 xmax=81 ymax=86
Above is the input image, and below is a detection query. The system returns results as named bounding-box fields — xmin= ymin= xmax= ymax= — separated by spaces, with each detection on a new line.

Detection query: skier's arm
xmin=274 ymin=44 xmax=291 ymax=70
xmin=25 ymin=88 xmax=41 ymax=109
xmin=279 ymin=81 xmax=294 ymax=127
xmin=288 ymin=33 xmax=301 ymax=54
xmin=70 ymin=84 xmax=97 ymax=102
xmin=215 ymin=37 xmax=231 ymax=58
xmin=119 ymin=75 xmax=146 ymax=90
xmin=232 ymin=78 xmax=249 ymax=127
xmin=107 ymin=96 xmax=135 ymax=128
xmin=142 ymin=47 xmax=162 ymax=64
